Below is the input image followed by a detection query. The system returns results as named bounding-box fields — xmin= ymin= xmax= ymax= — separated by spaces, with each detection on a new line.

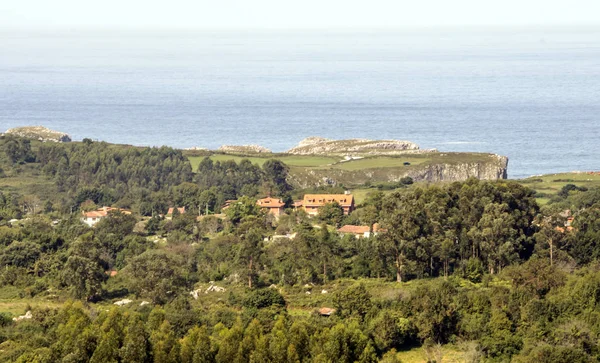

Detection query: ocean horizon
xmin=1 ymin=27 xmax=599 ymax=179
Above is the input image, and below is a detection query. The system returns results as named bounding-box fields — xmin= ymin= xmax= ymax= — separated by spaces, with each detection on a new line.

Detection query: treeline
xmin=0 ymin=136 xmax=293 ymax=217
xmin=5 ymin=261 xmax=600 ymax=362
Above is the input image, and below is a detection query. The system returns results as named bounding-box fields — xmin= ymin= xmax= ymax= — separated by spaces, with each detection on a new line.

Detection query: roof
xmin=337 ymin=225 xmax=370 ymax=234
xmin=338 ymin=223 xmax=385 ymax=235
xmin=167 ymin=207 xmax=186 ymax=215
xmin=318 ymin=307 xmax=336 ymax=316
xmin=303 ymin=194 xmax=354 ymax=207
xmin=292 ymin=200 xmax=303 ymax=208
xmin=257 ymin=197 xmax=285 ymax=208
xmin=83 ymin=206 xmax=131 ymax=219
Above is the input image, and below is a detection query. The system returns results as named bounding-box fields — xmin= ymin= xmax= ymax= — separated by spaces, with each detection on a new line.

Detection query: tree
xmin=225 ymin=196 xmax=261 ymax=225
xmin=381 ymin=190 xmax=426 ymax=282
xmin=236 ymin=224 xmax=264 ymax=288
xmin=62 ymin=236 xmax=106 ymax=301
xmin=242 ymin=289 xmax=286 ymax=309
xmin=333 ymin=283 xmax=372 ymax=321
xmin=120 ymin=314 xmax=149 ymax=363
xmin=318 ymin=202 xmax=344 ymax=227
xmin=262 ymin=159 xmax=292 ymax=197
xmin=126 ymin=249 xmax=187 ymax=304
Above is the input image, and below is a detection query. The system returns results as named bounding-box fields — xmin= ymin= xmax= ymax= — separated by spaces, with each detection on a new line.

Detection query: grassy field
xmin=187 ymin=152 xmax=497 ymax=173
xmin=329 ymin=156 xmax=426 ymax=171
xmin=518 ymin=172 xmax=600 ymax=205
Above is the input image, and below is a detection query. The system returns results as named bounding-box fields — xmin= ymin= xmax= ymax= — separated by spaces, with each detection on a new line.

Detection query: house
xmin=337 ymin=223 xmax=385 ymax=238
xmin=256 ymin=197 xmax=286 ymax=218
xmin=301 ymin=194 xmax=355 ymax=216
xmin=166 ymin=207 xmax=186 ymax=219
xmin=82 ymin=206 xmax=131 ymax=227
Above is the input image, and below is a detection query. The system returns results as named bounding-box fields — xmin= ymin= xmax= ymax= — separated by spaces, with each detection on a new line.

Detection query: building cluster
xmin=81 ymin=193 xmax=378 ymax=238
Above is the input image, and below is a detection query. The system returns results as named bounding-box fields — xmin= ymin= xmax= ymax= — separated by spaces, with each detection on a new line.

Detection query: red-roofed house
xmin=257 ymin=197 xmax=286 ymax=218
xmin=82 ymin=207 xmax=132 ymax=227
xmin=337 ymin=224 xmax=384 ymax=238
xmin=166 ymin=207 xmax=186 ymax=219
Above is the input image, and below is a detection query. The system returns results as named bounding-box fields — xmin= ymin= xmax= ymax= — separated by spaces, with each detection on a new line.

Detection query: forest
xmin=1 ymin=135 xmax=600 ymax=362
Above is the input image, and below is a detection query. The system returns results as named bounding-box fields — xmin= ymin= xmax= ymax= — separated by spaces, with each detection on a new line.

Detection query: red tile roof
xmin=318 ymin=307 xmax=336 ymax=316
xmin=257 ymin=197 xmax=285 ymax=208
xmin=303 ymin=194 xmax=354 ymax=208
xmin=167 ymin=207 xmax=186 ymax=215
xmin=337 ymin=225 xmax=370 ymax=234
xmin=83 ymin=207 xmax=131 ymax=218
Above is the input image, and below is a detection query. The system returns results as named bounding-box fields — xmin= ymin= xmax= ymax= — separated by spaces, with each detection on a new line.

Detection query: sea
xmin=1 ymin=27 xmax=599 ymax=179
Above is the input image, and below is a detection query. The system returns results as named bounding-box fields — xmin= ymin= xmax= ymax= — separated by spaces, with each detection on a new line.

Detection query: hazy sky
xmin=2 ymin=0 xmax=599 ymax=29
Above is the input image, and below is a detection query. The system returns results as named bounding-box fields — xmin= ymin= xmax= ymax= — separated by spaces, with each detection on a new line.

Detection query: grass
xmin=517 ymin=172 xmax=600 ymax=204
xmin=395 ymin=344 xmax=469 ymax=363
xmin=329 ymin=156 xmax=426 ymax=171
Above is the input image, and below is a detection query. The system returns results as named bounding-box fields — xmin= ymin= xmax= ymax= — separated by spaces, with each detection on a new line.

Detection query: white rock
xmin=305 ymin=291 xmax=311 ymax=295
xmin=12 ymin=311 xmax=32 ymax=321
xmin=205 ymin=285 xmax=226 ymax=293
xmin=321 ymin=290 xmax=328 ymax=294
xmin=140 ymin=301 xmax=150 ymax=306
xmin=114 ymin=299 xmax=133 ymax=306
xmin=190 ymin=289 xmax=202 ymax=300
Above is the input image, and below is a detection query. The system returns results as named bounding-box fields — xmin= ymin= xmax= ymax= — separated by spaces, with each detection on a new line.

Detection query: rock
xmin=13 ymin=311 xmax=32 ymax=321
xmin=140 ymin=301 xmax=150 ymax=306
xmin=306 ymin=291 xmax=311 ymax=295
xmin=218 ymin=145 xmax=271 ymax=153
xmin=205 ymin=285 xmax=226 ymax=293
xmin=269 ymin=284 xmax=278 ymax=289
xmin=190 ymin=289 xmax=202 ymax=300
xmin=287 ymin=137 xmax=420 ymax=155
xmin=114 ymin=299 xmax=133 ymax=306
xmin=5 ymin=126 xmax=71 ymax=142
xmin=321 ymin=289 xmax=328 ymax=294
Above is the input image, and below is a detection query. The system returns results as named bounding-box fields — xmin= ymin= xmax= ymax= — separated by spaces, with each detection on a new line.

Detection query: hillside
xmin=187 ymin=151 xmax=508 ymax=188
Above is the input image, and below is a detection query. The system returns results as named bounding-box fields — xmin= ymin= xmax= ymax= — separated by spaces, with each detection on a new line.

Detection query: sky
xmin=1 ymin=0 xmax=599 ymax=29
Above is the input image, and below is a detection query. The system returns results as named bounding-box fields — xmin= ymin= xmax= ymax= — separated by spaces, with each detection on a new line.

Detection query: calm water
xmin=1 ymin=28 xmax=599 ymax=178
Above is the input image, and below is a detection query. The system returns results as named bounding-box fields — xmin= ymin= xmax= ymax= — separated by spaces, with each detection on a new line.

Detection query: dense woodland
xmin=1 ymin=135 xmax=600 ymax=362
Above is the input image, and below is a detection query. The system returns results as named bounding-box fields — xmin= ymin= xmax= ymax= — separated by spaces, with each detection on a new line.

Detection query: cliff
xmin=287 ymin=153 xmax=508 ymax=188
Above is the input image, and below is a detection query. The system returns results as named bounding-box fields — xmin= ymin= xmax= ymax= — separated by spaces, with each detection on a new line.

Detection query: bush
xmin=242 ymin=288 xmax=286 ymax=309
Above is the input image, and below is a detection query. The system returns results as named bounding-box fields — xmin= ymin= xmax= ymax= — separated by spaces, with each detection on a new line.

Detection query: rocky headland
xmin=4 ymin=126 xmax=72 ymax=143
xmin=286 ymin=137 xmax=433 ymax=155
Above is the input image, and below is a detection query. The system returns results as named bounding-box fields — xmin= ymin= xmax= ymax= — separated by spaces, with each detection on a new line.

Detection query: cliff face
xmin=288 ymin=155 xmax=508 ymax=188
xmin=405 ymin=156 xmax=509 ymax=182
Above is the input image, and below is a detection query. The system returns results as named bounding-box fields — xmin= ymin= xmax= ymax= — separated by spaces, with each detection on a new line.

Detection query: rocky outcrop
xmin=287 ymin=137 xmax=422 ymax=155
xmin=218 ymin=144 xmax=271 ymax=153
xmin=4 ymin=126 xmax=71 ymax=142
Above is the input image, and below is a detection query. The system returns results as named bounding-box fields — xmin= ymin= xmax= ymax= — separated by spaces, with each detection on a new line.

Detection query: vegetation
xmin=1 ymin=135 xmax=600 ymax=362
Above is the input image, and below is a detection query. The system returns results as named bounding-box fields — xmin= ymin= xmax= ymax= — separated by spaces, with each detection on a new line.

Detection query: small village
xmin=81 ymin=193 xmax=387 ymax=239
